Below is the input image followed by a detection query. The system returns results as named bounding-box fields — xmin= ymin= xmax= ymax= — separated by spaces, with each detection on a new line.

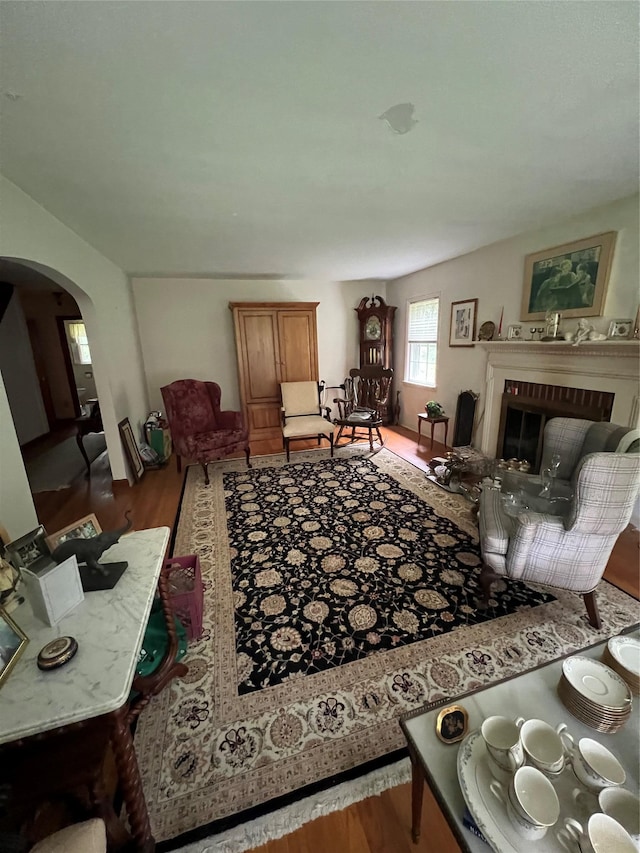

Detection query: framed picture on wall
xmin=118 ymin=418 xmax=145 ymax=482
xmin=521 ymin=231 xmax=616 ymax=322
xmin=449 ymin=299 xmax=478 ymax=347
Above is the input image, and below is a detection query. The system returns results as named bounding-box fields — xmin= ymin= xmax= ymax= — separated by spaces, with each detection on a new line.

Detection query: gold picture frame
xmin=0 ymin=606 xmax=28 ymax=689
xmin=45 ymin=513 xmax=102 ymax=552
xmin=435 ymin=704 xmax=469 ymax=744
xmin=521 ymin=231 xmax=616 ymax=322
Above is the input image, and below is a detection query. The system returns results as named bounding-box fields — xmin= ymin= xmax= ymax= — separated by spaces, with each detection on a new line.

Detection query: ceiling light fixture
xmin=379 ymin=102 xmax=418 ymax=135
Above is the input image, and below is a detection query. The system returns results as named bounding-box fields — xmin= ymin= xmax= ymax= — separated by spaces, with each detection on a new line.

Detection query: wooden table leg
xmin=418 ymin=417 xmax=422 ymax=445
xmin=109 ymin=705 xmax=155 ymax=853
xmin=76 ymin=430 xmax=91 ymax=474
xmin=409 ymin=743 xmax=424 ymax=844
xmin=443 ymin=419 xmax=448 ymax=448
xmin=430 ymin=421 xmax=435 ymax=450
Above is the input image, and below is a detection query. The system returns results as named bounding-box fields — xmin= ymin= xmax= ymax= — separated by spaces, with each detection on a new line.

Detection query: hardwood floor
xmin=31 ymin=426 xmax=639 ymax=853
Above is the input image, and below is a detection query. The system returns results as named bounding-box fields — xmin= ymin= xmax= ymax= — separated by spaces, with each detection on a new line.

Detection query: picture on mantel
xmin=521 ymin=231 xmax=616 ymax=322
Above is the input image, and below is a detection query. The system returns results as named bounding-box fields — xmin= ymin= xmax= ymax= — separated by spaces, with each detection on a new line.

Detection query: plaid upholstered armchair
xmin=478 ymin=448 xmax=640 ymax=628
xmin=161 ymin=379 xmax=250 ymax=485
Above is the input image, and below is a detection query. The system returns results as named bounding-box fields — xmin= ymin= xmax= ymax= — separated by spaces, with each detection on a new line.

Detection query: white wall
xmin=0 ymin=292 xmax=49 ymax=444
xmin=388 ymin=194 xmax=639 ymax=439
xmin=132 ymin=278 xmax=383 ymax=413
xmin=0 ymin=175 xmax=149 ymax=539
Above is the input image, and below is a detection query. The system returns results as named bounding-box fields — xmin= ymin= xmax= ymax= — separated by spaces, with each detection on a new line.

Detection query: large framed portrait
xmin=521 ymin=231 xmax=616 ymax=322
xmin=449 ymin=299 xmax=478 ymax=347
xmin=0 ymin=607 xmax=28 ymax=689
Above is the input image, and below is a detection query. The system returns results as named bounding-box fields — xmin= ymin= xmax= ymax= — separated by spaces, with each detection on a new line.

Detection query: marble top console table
xmin=0 ymin=526 xmax=182 ymax=852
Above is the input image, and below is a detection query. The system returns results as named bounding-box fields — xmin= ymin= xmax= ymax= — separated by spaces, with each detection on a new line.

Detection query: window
xmin=405 ymin=297 xmax=439 ymax=386
xmin=65 ymin=321 xmax=92 ymax=365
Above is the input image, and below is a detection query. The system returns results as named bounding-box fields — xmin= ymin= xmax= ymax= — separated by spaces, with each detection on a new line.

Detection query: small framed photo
xmin=45 ymin=514 xmax=102 ymax=553
xmin=449 ymin=299 xmax=478 ymax=347
xmin=507 ymin=324 xmax=523 ymax=341
xmin=435 ymin=704 xmax=469 ymax=744
xmin=118 ymin=418 xmax=145 ymax=482
xmin=607 ymin=319 xmax=632 ymax=340
xmin=0 ymin=606 xmax=28 ymax=688
xmin=5 ymin=526 xmax=50 ymax=573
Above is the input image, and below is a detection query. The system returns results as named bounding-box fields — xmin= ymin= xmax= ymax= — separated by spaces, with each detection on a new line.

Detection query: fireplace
xmin=477 ymin=341 xmax=639 ymax=462
xmin=497 ymin=380 xmax=614 ymax=472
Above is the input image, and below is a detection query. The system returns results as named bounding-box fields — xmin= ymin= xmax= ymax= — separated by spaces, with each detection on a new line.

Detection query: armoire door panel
xmin=247 ymin=403 xmax=282 ymax=436
xmin=240 ymin=313 xmax=281 ymax=401
xmin=277 ymin=312 xmax=318 ymax=382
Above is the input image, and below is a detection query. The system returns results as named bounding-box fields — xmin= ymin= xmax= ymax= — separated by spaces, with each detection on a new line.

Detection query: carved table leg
xmin=408 ymin=743 xmax=424 ymax=844
xmin=109 ymin=705 xmax=155 ymax=853
xmin=76 ymin=430 xmax=91 ymax=475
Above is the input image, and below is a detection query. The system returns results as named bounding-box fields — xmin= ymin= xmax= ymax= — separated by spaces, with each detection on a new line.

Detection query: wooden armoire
xmin=230 ymin=302 xmax=319 ymax=440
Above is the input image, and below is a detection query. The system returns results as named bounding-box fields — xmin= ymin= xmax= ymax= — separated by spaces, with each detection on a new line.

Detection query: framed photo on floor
xmin=118 ymin=418 xmax=145 ymax=482
xmin=45 ymin=514 xmax=102 ymax=552
xmin=449 ymin=299 xmax=478 ymax=347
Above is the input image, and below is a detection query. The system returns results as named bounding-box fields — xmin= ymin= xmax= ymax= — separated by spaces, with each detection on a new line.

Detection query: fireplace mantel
xmin=478 ymin=341 xmax=639 ymax=358
xmin=477 ymin=340 xmax=640 ymax=458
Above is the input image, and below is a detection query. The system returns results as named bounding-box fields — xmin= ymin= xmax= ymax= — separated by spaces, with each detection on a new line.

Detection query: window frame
xmin=404 ymin=296 xmax=440 ymax=389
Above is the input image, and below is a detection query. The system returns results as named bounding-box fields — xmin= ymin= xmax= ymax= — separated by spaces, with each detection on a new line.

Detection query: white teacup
xmin=519 ymin=717 xmax=573 ymax=775
xmin=599 ymin=788 xmax=640 ymax=842
xmin=558 ymin=813 xmax=636 ymax=853
xmin=490 ymin=766 xmax=560 ymax=840
xmin=569 ymin=738 xmax=626 ymax=791
xmin=481 ymin=715 xmax=524 ymax=779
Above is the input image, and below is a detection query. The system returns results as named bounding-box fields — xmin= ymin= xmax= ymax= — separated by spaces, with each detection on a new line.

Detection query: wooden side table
xmin=418 ymin=413 xmax=449 ymax=449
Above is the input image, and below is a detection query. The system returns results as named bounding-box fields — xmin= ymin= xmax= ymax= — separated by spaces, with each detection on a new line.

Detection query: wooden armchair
xmin=333 ymin=366 xmax=393 ymax=421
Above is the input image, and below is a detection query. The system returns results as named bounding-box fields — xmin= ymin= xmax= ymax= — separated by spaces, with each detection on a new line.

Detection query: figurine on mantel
xmin=568 ymin=319 xmax=607 ymax=345
xmin=51 ymin=510 xmax=133 ymax=591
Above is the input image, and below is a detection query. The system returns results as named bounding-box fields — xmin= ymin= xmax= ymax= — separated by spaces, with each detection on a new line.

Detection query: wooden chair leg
xmin=478 ymin=564 xmax=500 ymax=605
xmin=201 ymin=462 xmax=210 ymax=485
xmin=245 ymin=446 xmax=252 ymax=468
xmin=176 ymin=455 xmax=182 ymax=473
xmin=583 ymin=591 xmax=601 ymax=629
xmin=286 ymin=439 xmax=290 ymax=462
xmin=329 ymin=434 xmax=334 ymax=457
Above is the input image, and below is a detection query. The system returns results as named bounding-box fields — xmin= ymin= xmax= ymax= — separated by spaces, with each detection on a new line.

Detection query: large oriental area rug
xmin=135 ymin=448 xmax=638 ymax=844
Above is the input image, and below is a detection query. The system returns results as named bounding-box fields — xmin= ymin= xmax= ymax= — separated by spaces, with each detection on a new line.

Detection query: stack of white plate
xmin=558 ymin=655 xmax=632 ymax=733
xmin=602 ymin=636 xmax=640 ymax=694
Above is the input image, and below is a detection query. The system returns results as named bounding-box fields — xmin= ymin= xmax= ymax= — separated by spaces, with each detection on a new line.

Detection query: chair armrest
xmin=507 ymin=512 xmax=566 ymax=578
xmin=218 ymin=409 xmax=244 ymax=430
xmin=320 ymin=405 xmax=331 ymax=420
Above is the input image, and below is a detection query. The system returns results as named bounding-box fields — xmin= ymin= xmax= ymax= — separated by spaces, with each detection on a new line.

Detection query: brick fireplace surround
xmin=478 ymin=341 xmax=640 ymax=460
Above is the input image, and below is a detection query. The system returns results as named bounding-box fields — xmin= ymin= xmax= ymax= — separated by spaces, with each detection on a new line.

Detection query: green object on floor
xmin=136 ymin=599 xmax=187 ymax=679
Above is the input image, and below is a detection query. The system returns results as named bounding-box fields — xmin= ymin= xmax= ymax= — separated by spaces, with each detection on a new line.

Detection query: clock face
xmin=364 ymin=315 xmax=382 ymax=340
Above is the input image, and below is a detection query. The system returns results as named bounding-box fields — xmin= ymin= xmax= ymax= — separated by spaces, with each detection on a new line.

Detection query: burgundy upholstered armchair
xmin=160 ymin=379 xmax=250 ymax=484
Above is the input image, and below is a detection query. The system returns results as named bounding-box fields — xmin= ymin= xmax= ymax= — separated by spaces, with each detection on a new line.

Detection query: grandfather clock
xmin=356 ymin=295 xmax=396 ymax=369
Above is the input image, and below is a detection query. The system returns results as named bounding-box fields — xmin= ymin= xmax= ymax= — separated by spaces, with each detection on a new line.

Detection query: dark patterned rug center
xmin=226 ymin=457 xmax=553 ymax=693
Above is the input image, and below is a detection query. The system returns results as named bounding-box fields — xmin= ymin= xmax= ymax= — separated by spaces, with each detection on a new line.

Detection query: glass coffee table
xmin=400 ymin=630 xmax=639 ymax=851
xmin=334 ymin=408 xmax=383 ymax=452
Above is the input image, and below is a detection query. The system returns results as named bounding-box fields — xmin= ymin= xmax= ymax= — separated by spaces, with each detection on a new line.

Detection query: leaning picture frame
xmin=521 ymin=231 xmax=616 ymax=322
xmin=449 ymin=299 xmax=478 ymax=347
xmin=607 ymin=319 xmax=632 ymax=340
xmin=0 ymin=606 xmax=28 ymax=689
xmin=45 ymin=513 xmax=102 ymax=552
xmin=118 ymin=417 xmax=145 ymax=482
xmin=5 ymin=525 xmax=50 ymax=572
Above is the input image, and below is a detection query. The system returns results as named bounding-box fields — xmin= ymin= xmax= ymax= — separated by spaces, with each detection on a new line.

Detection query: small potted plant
xmin=425 ymin=401 xmax=445 ymax=418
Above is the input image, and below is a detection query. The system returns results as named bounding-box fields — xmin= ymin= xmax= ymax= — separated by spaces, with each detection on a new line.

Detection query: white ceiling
xmin=0 ymin=1 xmax=638 ymax=281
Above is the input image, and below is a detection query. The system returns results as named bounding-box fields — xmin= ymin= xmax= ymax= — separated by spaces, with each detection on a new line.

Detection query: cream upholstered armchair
xmin=280 ymin=381 xmax=334 ymax=462
xmin=479 ymin=439 xmax=640 ymax=628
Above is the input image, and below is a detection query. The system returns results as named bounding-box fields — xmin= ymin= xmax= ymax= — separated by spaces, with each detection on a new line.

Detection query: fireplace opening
xmin=497 ymin=380 xmax=614 ymax=472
